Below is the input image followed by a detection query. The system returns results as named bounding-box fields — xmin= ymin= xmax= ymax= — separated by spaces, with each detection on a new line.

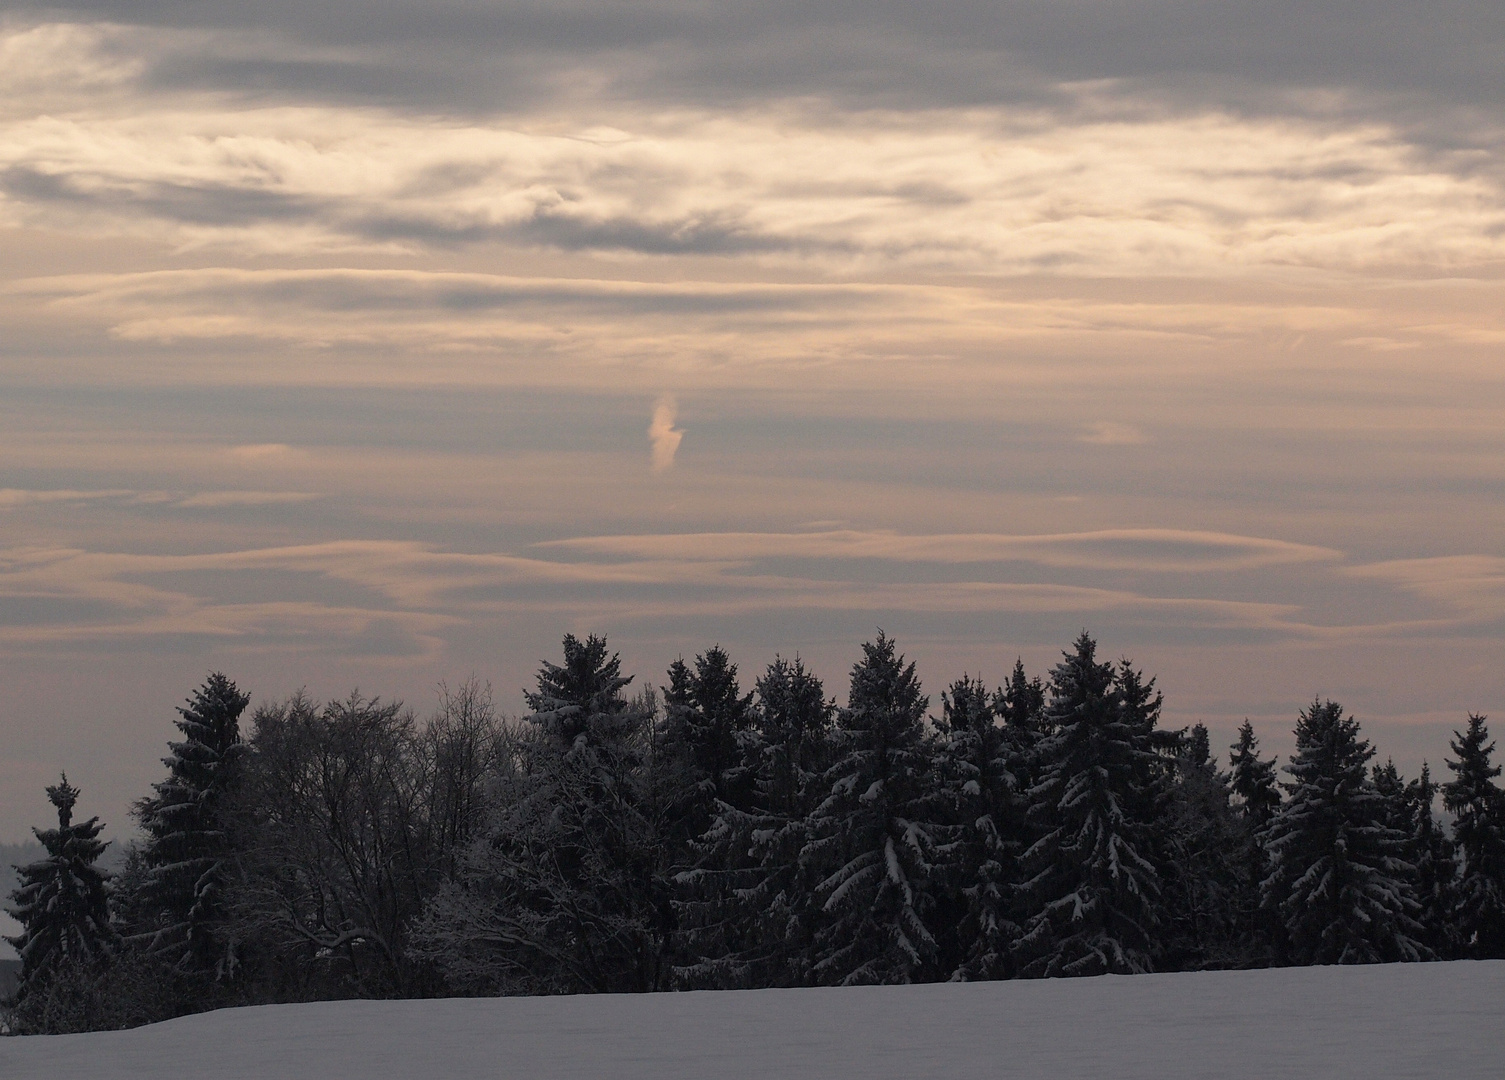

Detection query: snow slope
xmin=4 ymin=961 xmax=1501 ymax=1080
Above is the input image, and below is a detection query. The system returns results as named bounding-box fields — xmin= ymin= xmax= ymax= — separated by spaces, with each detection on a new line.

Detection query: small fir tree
xmin=132 ymin=672 xmax=249 ymax=974
xmin=1259 ymin=700 xmax=1425 ymax=965
xmin=802 ymin=633 xmax=942 ymax=984
xmin=4 ymin=776 xmax=116 ymax=998
xmin=1442 ymin=714 xmax=1505 ymax=958
xmin=1229 ymin=721 xmax=1281 ymax=827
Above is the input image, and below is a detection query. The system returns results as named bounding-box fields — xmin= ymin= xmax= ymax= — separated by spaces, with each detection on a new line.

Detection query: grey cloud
xmin=26 ymin=268 xmax=880 ymax=320
xmin=0 ymin=170 xmax=813 ymax=258
xmin=0 ymin=166 xmax=325 ymax=228
xmin=3 ymin=0 xmax=1502 ymax=121
xmin=349 ymin=208 xmax=798 ymax=256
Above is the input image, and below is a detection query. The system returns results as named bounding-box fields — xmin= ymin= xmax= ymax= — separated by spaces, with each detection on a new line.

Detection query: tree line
xmin=4 ymin=630 xmax=1503 ymax=1033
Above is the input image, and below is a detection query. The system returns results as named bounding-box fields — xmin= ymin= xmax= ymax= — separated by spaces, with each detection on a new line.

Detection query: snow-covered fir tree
xmin=1442 ymin=713 xmax=1505 ymax=958
xmin=731 ymin=655 xmax=837 ymax=987
xmin=992 ymin=658 xmax=1046 ymax=804
xmin=1159 ymin=724 xmax=1247 ymax=969
xmin=132 ymin=672 xmax=249 ymax=974
xmin=4 ymin=776 xmax=116 ymax=998
xmin=1406 ymin=763 xmax=1457 ymax=956
xmin=802 ymin=633 xmax=942 ymax=984
xmin=1226 ymin=720 xmax=1281 ymax=959
xmin=1259 ymin=700 xmax=1425 ymax=965
xmin=1229 ymin=721 xmax=1280 ymax=828
xmin=1015 ymin=633 xmax=1165 ymax=977
xmin=934 ymin=673 xmax=1025 ymax=980
xmin=660 ymin=646 xmax=761 ymax=987
xmin=659 ymin=646 xmax=758 ymax=845
xmin=412 ymin=634 xmax=672 ymax=994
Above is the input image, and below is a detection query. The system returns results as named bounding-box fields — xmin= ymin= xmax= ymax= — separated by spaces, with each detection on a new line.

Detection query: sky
xmin=1 ymin=0 xmax=1504 ymax=849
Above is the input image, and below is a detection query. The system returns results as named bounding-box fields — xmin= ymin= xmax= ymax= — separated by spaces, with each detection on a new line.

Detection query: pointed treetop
xmin=45 ymin=773 xmax=80 ymax=829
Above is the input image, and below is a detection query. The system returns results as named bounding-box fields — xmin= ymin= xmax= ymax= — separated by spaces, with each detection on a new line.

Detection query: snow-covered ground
xmin=4 ymin=960 xmax=1501 ymax=1079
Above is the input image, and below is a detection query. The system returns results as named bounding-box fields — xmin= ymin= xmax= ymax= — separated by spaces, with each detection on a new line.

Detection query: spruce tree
xmin=1160 ymin=724 xmax=1245 ymax=969
xmin=1442 ymin=713 xmax=1505 ymax=958
xmin=525 ymin=633 xmax=637 ymax=754
xmin=660 ymin=646 xmax=760 ymax=986
xmin=1259 ymin=700 xmax=1425 ymax=964
xmin=1015 ymin=633 xmax=1164 ymax=977
xmin=132 ymin=672 xmax=249 ymax=974
xmin=1407 ymin=763 xmax=1457 ymax=957
xmin=4 ymin=776 xmax=116 ymax=998
xmin=719 ymin=655 xmax=835 ymax=987
xmin=935 ymin=674 xmax=1025 ymax=979
xmin=415 ymin=634 xmax=672 ymax=993
xmin=659 ymin=646 xmax=757 ymax=846
xmin=802 ymin=633 xmax=941 ymax=984
xmin=1226 ymin=720 xmax=1280 ymax=962
xmin=1229 ymin=720 xmax=1280 ymax=827
xmin=994 ymin=658 xmax=1045 ymax=795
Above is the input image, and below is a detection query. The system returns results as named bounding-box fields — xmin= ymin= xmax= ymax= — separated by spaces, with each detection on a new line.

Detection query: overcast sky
xmin=2 ymin=0 xmax=1504 ymax=854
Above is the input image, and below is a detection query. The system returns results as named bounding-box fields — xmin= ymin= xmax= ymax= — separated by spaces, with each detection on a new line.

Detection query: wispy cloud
xmin=0 ymin=488 xmax=134 ymax=507
xmin=1347 ymin=556 xmax=1505 ymax=622
xmin=1080 ymin=422 xmax=1149 ymax=446
xmin=174 ymin=490 xmax=320 ymax=508
xmin=541 ymin=529 xmax=1341 ymax=573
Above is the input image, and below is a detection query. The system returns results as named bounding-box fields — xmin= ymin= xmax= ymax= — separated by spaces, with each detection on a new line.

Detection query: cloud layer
xmin=0 ymin=3 xmax=1501 ymax=840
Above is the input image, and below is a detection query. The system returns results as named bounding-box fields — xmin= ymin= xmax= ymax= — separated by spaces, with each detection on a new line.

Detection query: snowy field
xmin=4 ymin=960 xmax=1502 ymax=1080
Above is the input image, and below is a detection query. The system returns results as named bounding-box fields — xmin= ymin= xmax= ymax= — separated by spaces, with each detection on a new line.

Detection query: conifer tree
xmin=1160 ymin=724 xmax=1245 ymax=969
xmin=712 ymin=655 xmax=835 ymax=987
xmin=1371 ymin=759 xmax=1411 ymax=836
xmin=935 ymin=674 xmax=1025 ymax=979
xmin=1015 ymin=633 xmax=1164 ymax=977
xmin=1259 ymin=700 xmax=1425 ymax=964
xmin=132 ymin=672 xmax=249 ymax=974
xmin=1442 ymin=713 xmax=1505 ymax=958
xmin=525 ymin=633 xmax=637 ymax=754
xmin=414 ymin=635 xmax=672 ymax=993
xmin=659 ymin=646 xmax=757 ymax=846
xmin=1226 ymin=720 xmax=1280 ymax=961
xmin=1229 ymin=721 xmax=1280 ymax=827
xmin=802 ymin=633 xmax=941 ymax=984
xmin=4 ymin=776 xmax=116 ymax=998
xmin=994 ymin=658 xmax=1046 ymax=793
xmin=660 ymin=646 xmax=760 ymax=986
xmin=1407 ymin=763 xmax=1457 ymax=957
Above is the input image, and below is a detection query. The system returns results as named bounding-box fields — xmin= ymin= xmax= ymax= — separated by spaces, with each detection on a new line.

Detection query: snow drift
xmin=4 ymin=960 xmax=1502 ymax=1080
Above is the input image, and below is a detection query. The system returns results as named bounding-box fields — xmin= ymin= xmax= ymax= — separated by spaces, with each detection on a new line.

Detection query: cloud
xmin=1347 ymin=556 xmax=1505 ymax=621
xmin=1 ymin=69 xmax=1501 ymax=276
xmin=174 ymin=490 xmax=320 ymax=507
xmin=1080 ymin=422 xmax=1149 ymax=446
xmin=648 ymin=396 xmax=683 ymax=471
xmin=540 ymin=528 xmax=1342 ymax=573
xmin=0 ymin=488 xmax=133 ymax=507
xmin=227 ymin=443 xmax=296 ymax=461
